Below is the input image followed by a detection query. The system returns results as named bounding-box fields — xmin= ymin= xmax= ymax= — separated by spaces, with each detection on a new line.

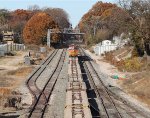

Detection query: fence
xmin=0 ymin=43 xmax=25 ymax=56
xmin=94 ymin=44 xmax=118 ymax=55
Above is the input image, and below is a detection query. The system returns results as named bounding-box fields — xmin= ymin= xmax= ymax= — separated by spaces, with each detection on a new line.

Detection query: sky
xmin=0 ymin=0 xmax=116 ymax=27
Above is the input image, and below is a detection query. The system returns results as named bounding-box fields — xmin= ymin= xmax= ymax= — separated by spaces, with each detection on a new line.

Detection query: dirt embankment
xmin=101 ymin=46 xmax=150 ymax=108
xmin=0 ymin=47 xmax=51 ymax=113
xmin=87 ymin=46 xmax=150 ymax=110
xmin=120 ymin=72 xmax=150 ymax=108
xmin=0 ymin=51 xmax=34 ymax=112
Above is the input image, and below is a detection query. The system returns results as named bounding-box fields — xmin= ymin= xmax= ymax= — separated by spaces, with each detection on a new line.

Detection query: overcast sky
xmin=0 ymin=0 xmax=117 ymax=27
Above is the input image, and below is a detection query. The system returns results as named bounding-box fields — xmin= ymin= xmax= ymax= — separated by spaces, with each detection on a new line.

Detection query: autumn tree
xmin=6 ymin=9 xmax=35 ymax=43
xmin=81 ymin=1 xmax=117 ymax=21
xmin=9 ymin=9 xmax=33 ymax=32
xmin=79 ymin=2 xmax=118 ymax=45
xmin=23 ymin=12 xmax=58 ymax=45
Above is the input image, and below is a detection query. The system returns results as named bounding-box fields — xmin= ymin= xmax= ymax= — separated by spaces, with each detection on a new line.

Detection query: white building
xmin=94 ymin=40 xmax=118 ymax=55
xmin=93 ymin=33 xmax=131 ymax=56
xmin=102 ymin=40 xmax=112 ymax=45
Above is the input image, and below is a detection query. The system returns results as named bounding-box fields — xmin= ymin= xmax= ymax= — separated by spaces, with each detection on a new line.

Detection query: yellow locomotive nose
xmin=68 ymin=50 xmax=78 ymax=57
xmin=68 ymin=44 xmax=79 ymax=57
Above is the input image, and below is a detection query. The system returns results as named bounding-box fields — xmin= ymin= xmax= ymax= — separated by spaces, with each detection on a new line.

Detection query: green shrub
xmin=123 ymin=57 xmax=143 ymax=72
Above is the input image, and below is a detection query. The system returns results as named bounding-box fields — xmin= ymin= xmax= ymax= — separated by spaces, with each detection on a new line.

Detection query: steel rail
xmin=79 ymin=47 xmax=149 ymax=118
xmin=28 ymin=49 xmax=66 ymax=118
xmin=26 ymin=49 xmax=59 ymax=101
xmin=41 ymin=49 xmax=67 ymax=118
xmin=79 ymin=48 xmax=122 ymax=118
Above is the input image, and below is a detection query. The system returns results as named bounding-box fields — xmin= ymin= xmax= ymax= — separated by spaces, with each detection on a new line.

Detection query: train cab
xmin=68 ymin=44 xmax=79 ymax=57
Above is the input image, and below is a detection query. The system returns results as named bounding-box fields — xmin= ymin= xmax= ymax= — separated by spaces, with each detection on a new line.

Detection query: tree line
xmin=79 ymin=1 xmax=150 ymax=56
xmin=0 ymin=5 xmax=70 ymax=44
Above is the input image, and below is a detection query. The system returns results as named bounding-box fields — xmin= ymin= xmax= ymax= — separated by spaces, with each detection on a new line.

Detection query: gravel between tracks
xmin=43 ymin=50 xmax=68 ymax=118
xmin=36 ymin=49 xmax=63 ymax=90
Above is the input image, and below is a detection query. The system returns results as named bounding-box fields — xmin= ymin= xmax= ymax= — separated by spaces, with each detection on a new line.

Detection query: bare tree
xmin=43 ymin=8 xmax=70 ymax=29
xmin=0 ymin=9 xmax=10 ymax=29
xmin=28 ymin=5 xmax=40 ymax=12
xmin=118 ymin=0 xmax=150 ymax=56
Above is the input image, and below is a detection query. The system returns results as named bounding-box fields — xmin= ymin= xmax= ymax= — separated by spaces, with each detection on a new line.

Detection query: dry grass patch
xmin=104 ymin=52 xmax=114 ymax=62
xmin=0 ymin=88 xmax=11 ymax=96
xmin=0 ymin=76 xmax=16 ymax=87
xmin=104 ymin=52 xmax=143 ymax=72
xmin=121 ymin=72 xmax=150 ymax=106
xmin=0 ymin=77 xmax=15 ymax=107
xmin=7 ymin=66 xmax=34 ymax=77
xmin=0 ymin=88 xmax=11 ymax=106
xmin=0 ymin=67 xmax=34 ymax=108
xmin=120 ymin=58 xmax=143 ymax=72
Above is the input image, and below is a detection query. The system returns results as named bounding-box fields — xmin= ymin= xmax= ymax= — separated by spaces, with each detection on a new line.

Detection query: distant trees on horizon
xmin=0 ymin=5 xmax=70 ymax=44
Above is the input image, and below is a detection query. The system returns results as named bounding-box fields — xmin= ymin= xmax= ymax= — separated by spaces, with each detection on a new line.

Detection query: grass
xmin=121 ymin=57 xmax=143 ymax=72
xmin=0 ymin=88 xmax=11 ymax=96
xmin=121 ymin=72 xmax=150 ymax=106
xmin=0 ymin=76 xmax=15 ymax=107
xmin=0 ymin=66 xmax=34 ymax=108
xmin=7 ymin=66 xmax=34 ymax=77
xmin=0 ymin=88 xmax=11 ymax=106
xmin=0 ymin=76 xmax=15 ymax=87
xmin=104 ymin=51 xmax=144 ymax=72
xmin=103 ymin=47 xmax=150 ymax=107
xmin=0 ymin=46 xmax=50 ymax=110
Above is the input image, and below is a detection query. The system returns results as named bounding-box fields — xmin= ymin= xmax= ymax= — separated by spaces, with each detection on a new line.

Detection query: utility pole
xmin=47 ymin=29 xmax=51 ymax=48
xmin=93 ymin=26 xmax=96 ymax=36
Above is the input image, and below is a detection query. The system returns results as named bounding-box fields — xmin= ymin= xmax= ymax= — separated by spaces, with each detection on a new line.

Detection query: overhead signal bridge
xmin=48 ymin=28 xmax=84 ymax=35
xmin=47 ymin=28 xmax=84 ymax=47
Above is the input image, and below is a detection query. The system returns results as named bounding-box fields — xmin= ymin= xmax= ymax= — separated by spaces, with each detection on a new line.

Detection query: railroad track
xmin=64 ymin=56 xmax=92 ymax=118
xmin=68 ymin=57 xmax=82 ymax=82
xmin=26 ymin=49 xmax=59 ymax=103
xmin=26 ymin=49 xmax=66 ymax=118
xmin=79 ymin=48 xmax=147 ymax=118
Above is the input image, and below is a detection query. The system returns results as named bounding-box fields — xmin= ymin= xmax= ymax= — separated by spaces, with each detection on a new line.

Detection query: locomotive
xmin=68 ymin=44 xmax=79 ymax=57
